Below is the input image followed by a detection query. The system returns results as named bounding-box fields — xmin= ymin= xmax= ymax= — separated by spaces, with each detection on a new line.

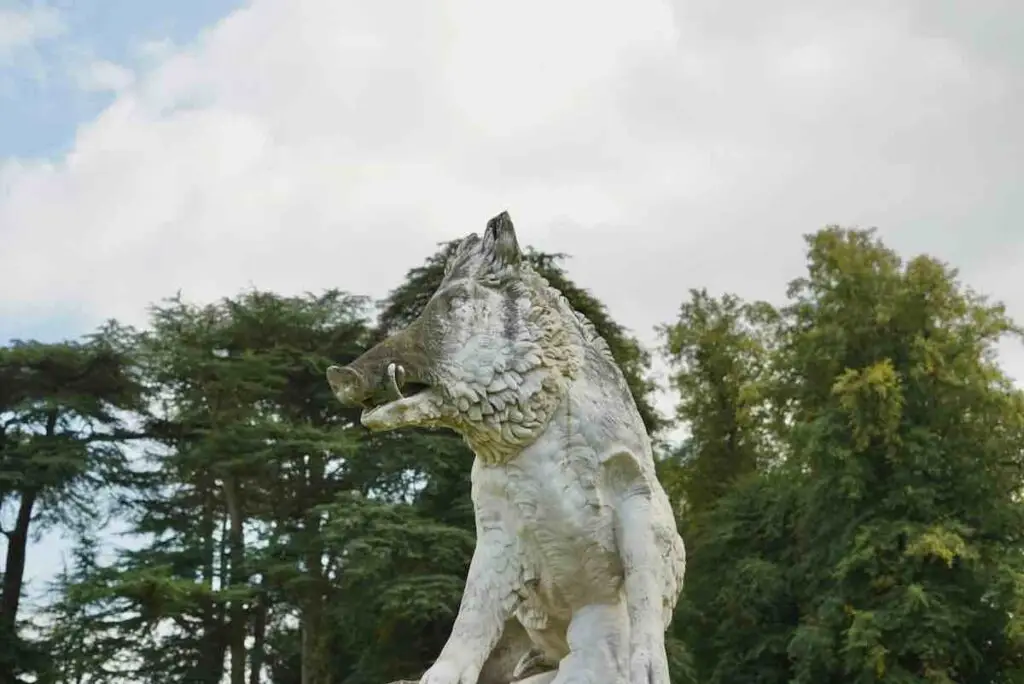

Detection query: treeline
xmin=1 ymin=227 xmax=1023 ymax=684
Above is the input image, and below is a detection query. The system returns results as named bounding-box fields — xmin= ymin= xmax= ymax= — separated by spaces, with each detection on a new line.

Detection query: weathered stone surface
xmin=328 ymin=212 xmax=686 ymax=684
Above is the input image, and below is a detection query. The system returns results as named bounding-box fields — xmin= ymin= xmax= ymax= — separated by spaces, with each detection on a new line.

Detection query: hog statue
xmin=326 ymin=212 xmax=686 ymax=684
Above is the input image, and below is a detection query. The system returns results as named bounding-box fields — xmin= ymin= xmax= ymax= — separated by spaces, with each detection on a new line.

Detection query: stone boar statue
xmin=326 ymin=212 xmax=685 ymax=684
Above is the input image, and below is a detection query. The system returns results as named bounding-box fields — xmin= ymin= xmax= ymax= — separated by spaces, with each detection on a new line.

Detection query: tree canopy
xmin=663 ymin=227 xmax=1024 ymax=684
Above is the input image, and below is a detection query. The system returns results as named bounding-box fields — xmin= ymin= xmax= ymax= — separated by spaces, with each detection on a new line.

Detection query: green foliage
xmin=677 ymin=471 xmax=801 ymax=684
xmin=0 ymin=325 xmax=143 ymax=683
xmin=661 ymin=289 xmax=782 ymax=518
xmin=781 ymin=229 xmax=1024 ymax=684
xmin=672 ymin=226 xmax=1024 ymax=684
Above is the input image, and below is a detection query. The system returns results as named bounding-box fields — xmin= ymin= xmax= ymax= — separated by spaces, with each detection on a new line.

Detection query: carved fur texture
xmin=328 ymin=212 xmax=686 ymax=684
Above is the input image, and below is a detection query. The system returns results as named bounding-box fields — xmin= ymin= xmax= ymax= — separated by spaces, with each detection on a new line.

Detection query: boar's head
xmin=326 ymin=211 xmax=580 ymax=460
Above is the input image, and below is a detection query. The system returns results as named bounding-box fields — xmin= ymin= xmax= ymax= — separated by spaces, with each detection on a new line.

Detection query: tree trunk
xmin=300 ymin=604 xmax=329 ymax=684
xmin=0 ymin=488 xmax=37 ymax=634
xmin=301 ymin=453 xmax=330 ymax=684
xmin=0 ymin=487 xmax=38 ymax=684
xmin=0 ymin=412 xmax=55 ymax=684
xmin=249 ymin=584 xmax=268 ymax=684
xmin=193 ymin=476 xmax=227 ymax=684
xmin=223 ymin=475 xmax=248 ymax=684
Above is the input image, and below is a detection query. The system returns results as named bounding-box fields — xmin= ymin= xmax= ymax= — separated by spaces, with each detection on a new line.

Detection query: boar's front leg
xmin=604 ymin=451 xmax=671 ymax=684
xmin=422 ymin=461 xmax=522 ymax=684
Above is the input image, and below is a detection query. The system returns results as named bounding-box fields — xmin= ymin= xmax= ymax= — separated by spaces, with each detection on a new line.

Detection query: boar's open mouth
xmin=358 ymin=361 xmax=437 ymax=430
xmin=327 ymin=361 xmax=437 ymax=430
xmin=365 ymin=362 xmax=432 ymax=410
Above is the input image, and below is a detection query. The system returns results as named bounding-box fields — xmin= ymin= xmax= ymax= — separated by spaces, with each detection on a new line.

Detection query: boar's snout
xmin=326 ymin=365 xmax=367 ymax=407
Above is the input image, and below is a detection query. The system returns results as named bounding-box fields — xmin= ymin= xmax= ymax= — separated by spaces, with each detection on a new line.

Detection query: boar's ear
xmin=482 ymin=210 xmax=522 ymax=268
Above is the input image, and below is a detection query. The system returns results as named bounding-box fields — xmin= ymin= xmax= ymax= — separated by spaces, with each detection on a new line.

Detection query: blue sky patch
xmin=0 ymin=0 xmax=245 ymax=159
xmin=0 ymin=307 xmax=97 ymax=344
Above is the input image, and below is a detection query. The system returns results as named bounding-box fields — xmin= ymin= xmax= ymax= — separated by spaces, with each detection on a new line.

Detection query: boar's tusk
xmin=387 ymin=362 xmax=405 ymax=400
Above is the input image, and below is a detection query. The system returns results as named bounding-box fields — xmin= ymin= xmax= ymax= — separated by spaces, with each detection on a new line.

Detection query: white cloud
xmin=72 ymin=58 xmax=135 ymax=93
xmin=0 ymin=0 xmax=1022 ymax=392
xmin=0 ymin=5 xmax=63 ymax=62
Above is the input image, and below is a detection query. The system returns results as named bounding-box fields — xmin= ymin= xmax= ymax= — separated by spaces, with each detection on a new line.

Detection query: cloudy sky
xmin=2 ymin=0 xmax=1022 ymax=602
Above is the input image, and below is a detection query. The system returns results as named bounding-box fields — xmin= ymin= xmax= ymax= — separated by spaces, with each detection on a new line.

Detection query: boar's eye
xmin=440 ymin=282 xmax=474 ymax=312
xmin=448 ymin=293 xmax=470 ymax=310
